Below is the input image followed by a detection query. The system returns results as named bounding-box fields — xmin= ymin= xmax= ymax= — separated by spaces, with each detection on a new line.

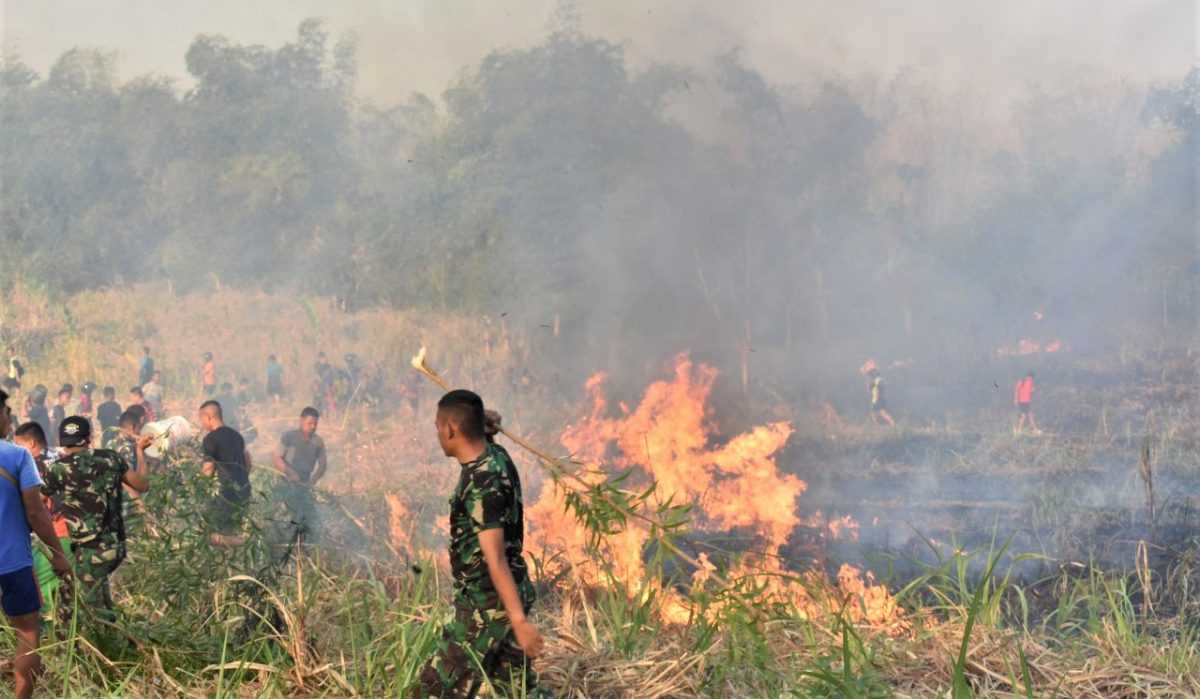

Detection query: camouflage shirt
xmin=111 ymin=432 xmax=156 ymax=474
xmin=112 ymin=434 xmax=137 ymax=470
xmin=41 ymin=449 xmax=128 ymax=557
xmin=448 ymin=443 xmax=529 ymax=604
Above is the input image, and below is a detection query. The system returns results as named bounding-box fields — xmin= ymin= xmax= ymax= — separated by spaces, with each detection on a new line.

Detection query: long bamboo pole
xmin=409 ymin=346 xmax=728 ymax=587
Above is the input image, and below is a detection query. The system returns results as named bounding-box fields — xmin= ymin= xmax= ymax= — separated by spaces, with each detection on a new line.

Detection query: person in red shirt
xmin=1014 ymin=371 xmax=1040 ymax=435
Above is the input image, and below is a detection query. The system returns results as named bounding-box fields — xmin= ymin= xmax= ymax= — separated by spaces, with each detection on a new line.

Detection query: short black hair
xmin=61 ymin=383 xmax=74 ymax=394
xmin=103 ymin=386 xmax=116 ymax=398
xmin=14 ymin=421 xmax=46 ymax=448
xmin=300 ymin=406 xmax=320 ymax=420
xmin=130 ymin=387 xmax=144 ymax=397
xmin=199 ymin=400 xmax=223 ymax=420
xmin=0 ymin=388 xmax=8 ymax=410
xmin=143 ymin=346 xmax=151 ymax=354
xmin=437 ymin=389 xmax=485 ymax=440
xmin=118 ymin=409 xmax=141 ymax=429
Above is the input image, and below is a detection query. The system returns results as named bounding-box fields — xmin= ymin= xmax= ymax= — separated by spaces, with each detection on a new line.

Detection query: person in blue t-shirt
xmin=0 ymin=389 xmax=70 ymax=699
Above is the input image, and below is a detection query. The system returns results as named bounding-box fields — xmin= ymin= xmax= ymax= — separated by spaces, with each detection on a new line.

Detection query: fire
xmin=996 ymin=338 xmax=1068 ymax=356
xmin=526 ymin=354 xmax=904 ymax=630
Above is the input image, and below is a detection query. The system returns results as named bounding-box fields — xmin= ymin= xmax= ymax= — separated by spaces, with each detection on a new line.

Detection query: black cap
xmin=59 ymin=416 xmax=91 ymax=447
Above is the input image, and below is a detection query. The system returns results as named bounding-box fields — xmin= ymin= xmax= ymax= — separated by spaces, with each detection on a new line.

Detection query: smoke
xmin=3 ymin=0 xmax=1197 ymax=586
xmin=4 ymin=1 xmax=1190 ymax=107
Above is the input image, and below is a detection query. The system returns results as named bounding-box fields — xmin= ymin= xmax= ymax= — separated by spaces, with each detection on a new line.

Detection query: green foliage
xmin=3 ymin=18 xmax=1193 ymax=371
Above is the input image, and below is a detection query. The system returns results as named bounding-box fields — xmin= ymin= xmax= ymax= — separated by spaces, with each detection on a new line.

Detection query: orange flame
xmin=526 ymin=354 xmax=904 ymax=631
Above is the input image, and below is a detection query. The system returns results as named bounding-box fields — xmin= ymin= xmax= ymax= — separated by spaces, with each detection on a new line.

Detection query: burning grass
xmin=4 ymin=286 xmax=1200 ymax=696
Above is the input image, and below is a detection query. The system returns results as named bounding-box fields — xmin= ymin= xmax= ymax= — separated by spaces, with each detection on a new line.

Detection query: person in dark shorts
xmin=1014 ymin=370 xmax=1040 ymax=435
xmin=272 ymin=406 xmax=327 ymax=540
xmin=867 ymin=368 xmax=895 ymax=427
xmin=198 ymin=401 xmax=252 ymax=546
xmin=13 ymin=422 xmax=73 ymax=617
xmin=0 ymin=389 xmax=71 ymax=699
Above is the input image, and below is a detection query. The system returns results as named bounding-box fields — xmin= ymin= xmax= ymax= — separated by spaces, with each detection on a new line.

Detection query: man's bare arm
xmin=309 ymin=447 xmax=328 ymax=485
xmin=244 ymin=450 xmax=254 ymax=474
xmin=124 ymin=434 xmax=153 ymax=492
xmin=479 ymin=528 xmax=544 ymax=656
xmin=273 ymin=448 xmax=299 ymax=482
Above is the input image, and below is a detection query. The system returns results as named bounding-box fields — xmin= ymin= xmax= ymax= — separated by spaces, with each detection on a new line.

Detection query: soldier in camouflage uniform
xmin=111 ymin=409 xmax=155 ymax=532
xmin=41 ymin=417 xmax=149 ymax=626
xmin=415 ymin=391 xmax=549 ymax=699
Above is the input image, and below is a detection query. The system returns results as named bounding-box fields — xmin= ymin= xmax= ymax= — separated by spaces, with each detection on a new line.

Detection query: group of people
xmin=861 ymin=363 xmax=1041 ymax=434
xmin=0 ymin=368 xmax=337 ymax=699
xmin=2 ymin=346 xmax=164 ymax=451
xmin=0 ymin=388 xmax=146 ymax=699
xmin=3 ymin=339 xmax=547 ymax=697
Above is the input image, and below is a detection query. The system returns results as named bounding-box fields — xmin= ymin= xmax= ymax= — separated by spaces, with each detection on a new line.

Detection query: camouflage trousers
xmin=414 ymin=583 xmax=547 ymax=698
xmin=56 ymin=544 xmax=121 ymax=630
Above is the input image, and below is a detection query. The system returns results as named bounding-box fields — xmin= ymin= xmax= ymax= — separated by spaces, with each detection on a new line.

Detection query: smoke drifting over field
xmin=2 ymin=3 xmax=1197 ymax=555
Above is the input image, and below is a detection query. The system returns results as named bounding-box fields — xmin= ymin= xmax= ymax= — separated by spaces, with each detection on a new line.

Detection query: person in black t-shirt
xmin=197 ymin=400 xmax=252 ymax=546
xmin=26 ymin=387 xmax=51 ymax=447
xmin=96 ymin=386 xmax=121 ymax=435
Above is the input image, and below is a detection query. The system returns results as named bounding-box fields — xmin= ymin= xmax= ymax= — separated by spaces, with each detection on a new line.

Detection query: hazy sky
xmin=2 ymin=1 xmax=1194 ymax=106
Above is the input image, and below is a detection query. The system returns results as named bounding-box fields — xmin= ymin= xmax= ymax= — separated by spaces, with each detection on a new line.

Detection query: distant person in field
xmin=314 ymin=352 xmax=335 ymax=414
xmin=867 ymin=368 xmax=895 ymax=427
xmin=0 ymin=389 xmax=71 ymax=699
xmin=96 ymin=387 xmax=121 ymax=435
xmin=1014 ymin=370 xmax=1040 ymax=435
xmin=25 ymin=388 xmax=50 ymax=447
xmin=128 ymin=386 xmax=156 ymax=424
xmin=13 ymin=422 xmax=71 ymax=619
xmin=416 ymin=390 xmax=546 ymax=699
xmin=41 ymin=416 xmax=148 ymax=628
xmin=198 ymin=401 xmax=252 ymax=547
xmin=75 ymin=381 xmax=96 ymax=418
xmin=137 ymin=346 xmax=155 ymax=388
xmin=142 ymin=371 xmax=164 ymax=417
xmin=201 ymin=352 xmax=217 ymax=397
xmin=273 ymin=407 xmax=327 ymax=540
xmin=266 ymin=355 xmax=284 ymax=404
xmin=49 ymin=387 xmax=72 ymax=448
xmin=5 ymin=346 xmax=24 ymax=388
